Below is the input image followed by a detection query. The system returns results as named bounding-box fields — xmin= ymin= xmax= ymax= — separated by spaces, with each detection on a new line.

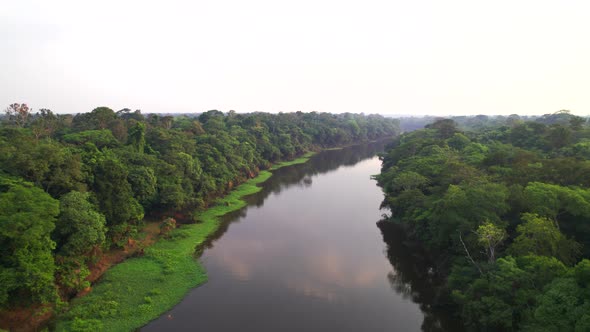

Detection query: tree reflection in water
xmin=201 ymin=140 xmax=391 ymax=253
xmin=378 ymin=220 xmax=464 ymax=332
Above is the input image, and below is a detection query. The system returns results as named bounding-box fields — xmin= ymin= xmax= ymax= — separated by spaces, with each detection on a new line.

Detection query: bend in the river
xmin=143 ymin=141 xmax=458 ymax=332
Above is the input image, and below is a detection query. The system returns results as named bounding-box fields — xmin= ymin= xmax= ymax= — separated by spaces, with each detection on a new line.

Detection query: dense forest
xmin=377 ymin=111 xmax=590 ymax=331
xmin=0 ymin=104 xmax=399 ymax=324
xmin=397 ymin=113 xmax=574 ymax=133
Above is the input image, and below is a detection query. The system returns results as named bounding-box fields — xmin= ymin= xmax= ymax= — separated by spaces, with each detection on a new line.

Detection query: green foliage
xmin=0 ymin=176 xmax=59 ymax=307
xmin=452 ymin=255 xmax=570 ymax=331
xmin=453 ymin=257 xmax=529 ymax=330
xmin=377 ymin=115 xmax=590 ymax=330
xmin=72 ymin=107 xmax=116 ymax=131
xmin=63 ymin=130 xmax=120 ymax=149
xmin=55 ymin=258 xmax=91 ymax=294
xmin=127 ymin=122 xmax=146 ymax=153
xmin=55 ymin=191 xmax=107 ymax=257
xmin=93 ymin=156 xmax=144 ymax=233
xmin=425 ymin=118 xmax=459 ymax=139
xmin=523 ymin=182 xmax=590 ymax=221
xmin=268 ymin=152 xmax=315 ymax=170
xmin=447 ymin=132 xmax=471 ymax=150
xmin=56 ymin=169 xmax=276 ymax=331
xmin=0 ymin=133 xmax=85 ymax=196
xmin=127 ymin=165 xmax=157 ymax=208
xmin=391 ymin=171 xmax=429 ymax=192
xmin=70 ymin=317 xmax=103 ymax=332
xmin=522 ymin=277 xmax=590 ymax=332
xmin=509 ymin=213 xmax=581 ymax=265
xmin=476 ymin=222 xmax=506 ymax=263
xmin=461 ymin=142 xmax=488 ymax=165
xmin=159 ymin=217 xmax=176 ymax=237
xmin=429 ymin=181 xmax=509 ymax=250
xmin=0 ymin=106 xmax=400 ymax=326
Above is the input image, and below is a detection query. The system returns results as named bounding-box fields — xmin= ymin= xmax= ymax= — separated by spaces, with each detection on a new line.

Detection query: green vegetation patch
xmin=56 ymin=159 xmax=311 ymax=331
xmin=56 ymin=170 xmax=275 ymax=331
xmin=377 ymin=116 xmax=590 ymax=331
xmin=269 ymin=152 xmax=315 ymax=170
xmin=1 ymin=106 xmax=400 ymax=331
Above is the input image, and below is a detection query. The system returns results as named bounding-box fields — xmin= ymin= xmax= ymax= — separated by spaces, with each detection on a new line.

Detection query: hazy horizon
xmin=2 ymin=1 xmax=589 ymax=116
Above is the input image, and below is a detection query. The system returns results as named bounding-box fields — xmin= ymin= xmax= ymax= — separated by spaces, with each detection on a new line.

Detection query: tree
xmin=0 ymin=108 xmax=406 ymax=314
xmin=4 ymin=103 xmax=31 ymax=127
xmin=62 ymin=130 xmax=120 ymax=149
xmin=425 ymin=118 xmax=459 ymax=139
xmin=432 ymin=181 xmax=509 ymax=243
xmin=506 ymin=114 xmax=523 ymax=127
xmin=72 ymin=107 xmax=116 ymax=131
xmin=524 ymin=182 xmax=590 ymax=224
xmin=452 ymin=257 xmax=531 ymax=330
xmin=116 ymin=108 xmax=144 ymax=122
xmin=569 ymin=116 xmax=586 ymax=130
xmin=31 ymin=108 xmax=58 ymax=140
xmin=93 ymin=155 xmax=143 ymax=241
xmin=159 ymin=217 xmax=176 ymax=237
xmin=108 ymin=118 xmax=128 ymax=142
xmin=127 ymin=165 xmax=157 ymax=208
xmin=451 ymin=255 xmax=570 ymax=331
xmin=509 ymin=213 xmax=581 ymax=265
xmin=546 ymin=124 xmax=572 ymax=150
xmin=54 ymin=191 xmax=107 ymax=257
xmin=0 ymin=133 xmax=85 ymax=196
xmin=461 ymin=142 xmax=488 ymax=165
xmin=391 ymin=171 xmax=429 ymax=192
xmin=523 ymin=183 xmax=561 ymax=220
xmin=447 ymin=132 xmax=471 ymax=150
xmin=127 ymin=122 xmax=146 ymax=153
xmin=89 ymin=107 xmax=116 ymax=129
xmin=476 ymin=222 xmax=506 ymax=263
xmin=0 ymin=176 xmax=59 ymax=306
xmin=522 ymin=277 xmax=589 ymax=331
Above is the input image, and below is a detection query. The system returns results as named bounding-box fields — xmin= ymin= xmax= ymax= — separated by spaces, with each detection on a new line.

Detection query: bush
xmin=159 ymin=217 xmax=176 ymax=237
xmin=70 ymin=317 xmax=103 ymax=332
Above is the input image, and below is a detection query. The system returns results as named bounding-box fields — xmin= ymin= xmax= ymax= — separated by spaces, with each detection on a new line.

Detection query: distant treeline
xmin=377 ymin=111 xmax=590 ymax=331
xmin=397 ymin=111 xmax=590 ymax=132
xmin=0 ymin=104 xmax=399 ymax=310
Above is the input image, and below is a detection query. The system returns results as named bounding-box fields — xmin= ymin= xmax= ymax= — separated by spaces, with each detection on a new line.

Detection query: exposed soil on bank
xmin=0 ymin=221 xmax=163 ymax=332
xmin=0 ymin=151 xmax=321 ymax=332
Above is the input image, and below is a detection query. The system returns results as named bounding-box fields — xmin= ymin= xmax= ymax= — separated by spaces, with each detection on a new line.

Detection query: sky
xmin=1 ymin=0 xmax=589 ymax=116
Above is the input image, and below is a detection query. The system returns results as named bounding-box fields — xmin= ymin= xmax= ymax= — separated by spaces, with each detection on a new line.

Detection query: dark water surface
xmin=142 ymin=142 xmax=449 ymax=332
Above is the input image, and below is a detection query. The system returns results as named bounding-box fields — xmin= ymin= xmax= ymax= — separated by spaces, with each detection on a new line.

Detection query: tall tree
xmin=4 ymin=103 xmax=31 ymax=127
xmin=0 ymin=177 xmax=59 ymax=306
xmin=93 ymin=155 xmax=143 ymax=240
xmin=54 ymin=191 xmax=107 ymax=257
xmin=476 ymin=222 xmax=506 ymax=263
xmin=509 ymin=213 xmax=581 ymax=265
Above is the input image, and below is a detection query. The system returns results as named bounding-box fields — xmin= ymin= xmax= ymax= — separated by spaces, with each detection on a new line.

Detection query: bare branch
xmin=459 ymin=231 xmax=483 ymax=276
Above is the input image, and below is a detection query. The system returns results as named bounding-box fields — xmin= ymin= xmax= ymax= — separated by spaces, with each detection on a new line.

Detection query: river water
xmin=142 ymin=141 xmax=453 ymax=332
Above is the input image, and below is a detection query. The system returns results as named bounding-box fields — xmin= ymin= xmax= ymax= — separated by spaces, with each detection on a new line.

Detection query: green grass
xmin=55 ymin=156 xmax=311 ymax=331
xmin=269 ymin=152 xmax=315 ymax=170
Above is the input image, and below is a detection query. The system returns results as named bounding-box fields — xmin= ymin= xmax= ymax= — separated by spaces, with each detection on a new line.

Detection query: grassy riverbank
xmin=269 ymin=152 xmax=314 ymax=170
xmin=56 ymin=154 xmax=314 ymax=331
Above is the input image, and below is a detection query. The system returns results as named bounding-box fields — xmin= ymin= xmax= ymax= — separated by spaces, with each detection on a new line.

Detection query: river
xmin=142 ymin=141 xmax=455 ymax=332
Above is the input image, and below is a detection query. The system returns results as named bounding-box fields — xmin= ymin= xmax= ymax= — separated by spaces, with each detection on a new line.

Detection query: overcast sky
xmin=1 ymin=0 xmax=589 ymax=115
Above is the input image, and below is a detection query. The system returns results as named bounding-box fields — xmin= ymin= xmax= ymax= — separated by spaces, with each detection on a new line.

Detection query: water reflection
xmin=246 ymin=141 xmax=390 ymax=208
xmin=201 ymin=140 xmax=391 ymax=251
xmin=378 ymin=221 xmax=464 ymax=332
xmin=143 ymin=140 xmax=437 ymax=332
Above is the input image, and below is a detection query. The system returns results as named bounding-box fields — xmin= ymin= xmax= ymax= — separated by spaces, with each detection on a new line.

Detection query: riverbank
xmin=141 ymin=139 xmax=420 ymax=331
xmin=55 ymin=153 xmax=315 ymax=331
xmin=268 ymin=152 xmax=314 ymax=170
